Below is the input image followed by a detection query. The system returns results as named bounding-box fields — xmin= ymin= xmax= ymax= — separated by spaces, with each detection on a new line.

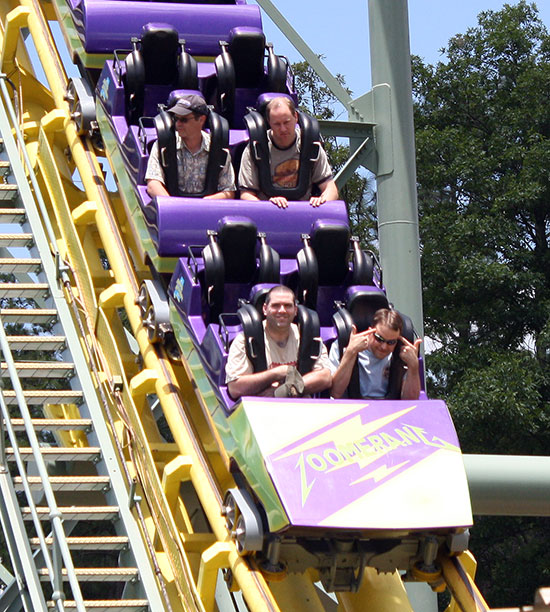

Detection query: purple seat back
xmin=144 ymin=195 xmax=349 ymax=259
xmin=74 ymin=1 xmax=262 ymax=56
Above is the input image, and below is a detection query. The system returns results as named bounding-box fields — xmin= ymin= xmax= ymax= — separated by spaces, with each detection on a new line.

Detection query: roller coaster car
xmin=222 ymin=397 xmax=472 ymax=591
xmin=166 ymin=218 xmax=375 ymax=389
xmin=93 ymin=19 xmax=339 ymax=272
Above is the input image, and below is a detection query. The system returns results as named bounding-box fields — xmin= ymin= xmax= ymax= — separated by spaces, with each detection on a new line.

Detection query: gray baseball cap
xmin=167 ymin=94 xmax=208 ymax=117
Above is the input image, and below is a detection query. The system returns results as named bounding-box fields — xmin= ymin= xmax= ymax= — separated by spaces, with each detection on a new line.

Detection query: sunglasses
xmin=373 ymin=332 xmax=398 ymax=346
xmin=174 ymin=115 xmax=193 ymax=123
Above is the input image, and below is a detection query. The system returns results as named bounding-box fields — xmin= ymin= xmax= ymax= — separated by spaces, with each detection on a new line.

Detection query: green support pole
xmin=368 ymin=5 xmax=433 ymax=610
xmin=367 ymin=0 xmax=424 ymax=338
xmin=464 ymin=455 xmax=550 ymax=516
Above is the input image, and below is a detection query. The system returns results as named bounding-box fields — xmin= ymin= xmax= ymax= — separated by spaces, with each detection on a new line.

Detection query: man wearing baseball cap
xmin=146 ymin=93 xmax=236 ymax=199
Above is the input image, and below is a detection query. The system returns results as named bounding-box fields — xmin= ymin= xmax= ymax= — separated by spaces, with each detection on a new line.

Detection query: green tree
xmin=413 ymin=0 xmax=550 ymax=452
xmin=412 ymin=2 xmax=550 ymax=606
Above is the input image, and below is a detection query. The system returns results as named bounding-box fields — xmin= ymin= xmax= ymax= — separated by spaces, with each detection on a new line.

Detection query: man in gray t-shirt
xmin=238 ymin=97 xmax=338 ymax=209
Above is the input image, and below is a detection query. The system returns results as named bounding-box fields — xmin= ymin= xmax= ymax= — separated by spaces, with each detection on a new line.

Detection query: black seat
xmin=202 ymin=217 xmax=279 ymax=323
xmin=213 ymin=27 xmax=288 ymax=127
xmin=151 ymin=90 xmax=230 ymax=197
xmin=294 ymin=221 xmax=375 ymax=324
xmin=124 ymin=23 xmax=198 ymax=125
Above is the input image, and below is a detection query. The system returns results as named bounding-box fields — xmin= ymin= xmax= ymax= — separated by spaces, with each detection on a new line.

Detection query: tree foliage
xmin=413 ymin=1 xmax=550 ymax=451
xmin=293 ymin=8 xmax=550 ymax=603
xmin=412 ymin=2 xmax=550 ymax=606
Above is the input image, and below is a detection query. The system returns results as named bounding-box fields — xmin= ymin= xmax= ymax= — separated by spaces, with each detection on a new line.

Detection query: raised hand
xmin=346 ymin=326 xmax=375 ymax=355
xmin=399 ymin=336 xmax=422 ymax=368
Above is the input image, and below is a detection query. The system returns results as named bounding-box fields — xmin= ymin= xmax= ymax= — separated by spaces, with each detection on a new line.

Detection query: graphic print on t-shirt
xmin=273 ymin=159 xmax=299 ymax=187
xmin=270 ymin=359 xmax=297 ymax=368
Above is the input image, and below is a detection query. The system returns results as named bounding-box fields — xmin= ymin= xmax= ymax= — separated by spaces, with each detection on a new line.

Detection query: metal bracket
xmin=347 ymin=84 xmax=393 ymax=176
xmin=128 ymin=479 xmax=142 ymax=509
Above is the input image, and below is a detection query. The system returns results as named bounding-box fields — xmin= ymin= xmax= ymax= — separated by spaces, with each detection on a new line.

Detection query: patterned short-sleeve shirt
xmin=145 ymin=131 xmax=235 ymax=194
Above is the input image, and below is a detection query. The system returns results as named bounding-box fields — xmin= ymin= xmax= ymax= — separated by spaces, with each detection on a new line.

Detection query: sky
xmin=256 ymin=0 xmax=550 ymax=102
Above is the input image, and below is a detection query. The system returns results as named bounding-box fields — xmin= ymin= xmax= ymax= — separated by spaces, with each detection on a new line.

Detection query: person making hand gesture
xmin=329 ymin=308 xmax=422 ymax=400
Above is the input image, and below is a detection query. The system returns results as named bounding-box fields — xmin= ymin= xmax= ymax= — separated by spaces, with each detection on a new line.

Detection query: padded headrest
xmin=141 ymin=22 xmax=175 ymax=37
xmin=140 ymin=24 xmax=181 ymax=85
xmin=249 ymin=283 xmax=279 ymax=312
xmin=217 ymin=215 xmax=256 ymax=234
xmin=346 ymin=288 xmax=389 ymax=332
xmin=228 ymin=26 xmax=266 ymax=87
xmin=229 ymin=26 xmax=265 ymax=41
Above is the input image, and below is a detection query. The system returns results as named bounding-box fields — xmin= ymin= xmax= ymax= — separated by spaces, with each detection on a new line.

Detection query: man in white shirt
xmin=226 ymin=285 xmax=332 ymax=399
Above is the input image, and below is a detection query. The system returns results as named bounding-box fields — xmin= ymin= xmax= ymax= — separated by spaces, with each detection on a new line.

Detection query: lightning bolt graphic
xmin=296 ymin=453 xmax=316 ymax=506
xmin=399 ymin=424 xmax=460 ymax=452
xmin=431 ymin=435 xmax=460 ymax=452
xmin=351 ymin=460 xmax=409 ymax=485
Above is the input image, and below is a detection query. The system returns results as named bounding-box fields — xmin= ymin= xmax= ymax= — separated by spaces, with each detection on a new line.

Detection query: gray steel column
xmin=464 ymin=455 xmax=550 ymax=516
xmin=367 ymin=0 xmax=423 ymax=336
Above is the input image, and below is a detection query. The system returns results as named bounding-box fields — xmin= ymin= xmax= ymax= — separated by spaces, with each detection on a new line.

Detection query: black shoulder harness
xmin=154 ymin=109 xmax=230 ymax=197
xmin=237 ymin=303 xmax=320 ymax=376
xmin=243 ymin=109 xmax=322 ymax=200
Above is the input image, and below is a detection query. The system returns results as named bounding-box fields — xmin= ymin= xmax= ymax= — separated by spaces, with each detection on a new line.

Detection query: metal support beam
xmin=317 ymin=119 xmax=378 ymax=176
xmin=464 ymin=455 xmax=550 ymax=516
xmin=317 ymin=119 xmax=374 ymax=139
xmin=368 ymin=0 xmax=424 ymax=339
xmin=255 ymin=0 xmax=351 ymax=107
xmin=334 ymin=137 xmax=376 ymax=187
